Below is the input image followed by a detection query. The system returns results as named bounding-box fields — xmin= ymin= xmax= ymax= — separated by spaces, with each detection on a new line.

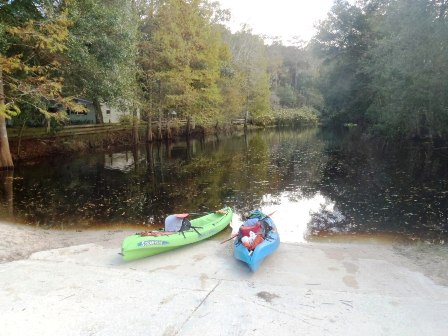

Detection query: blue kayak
xmin=234 ymin=211 xmax=280 ymax=272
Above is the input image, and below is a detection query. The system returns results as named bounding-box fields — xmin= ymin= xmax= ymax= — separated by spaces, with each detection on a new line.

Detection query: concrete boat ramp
xmin=1 ymin=238 xmax=447 ymax=336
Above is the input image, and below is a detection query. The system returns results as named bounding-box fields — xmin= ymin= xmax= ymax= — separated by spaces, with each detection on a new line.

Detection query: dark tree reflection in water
xmin=1 ymin=128 xmax=447 ymax=245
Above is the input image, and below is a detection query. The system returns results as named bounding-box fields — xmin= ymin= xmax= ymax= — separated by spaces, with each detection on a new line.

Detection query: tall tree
xmin=139 ymin=0 xmax=227 ymax=126
xmin=224 ymin=26 xmax=271 ymax=124
xmin=365 ymin=0 xmax=448 ymax=139
xmin=62 ymin=0 xmax=139 ymax=124
xmin=0 ymin=66 xmax=13 ymax=168
xmin=267 ymin=43 xmax=323 ymax=110
xmin=0 ymin=0 xmax=72 ymax=169
xmin=312 ymin=0 xmax=374 ymax=126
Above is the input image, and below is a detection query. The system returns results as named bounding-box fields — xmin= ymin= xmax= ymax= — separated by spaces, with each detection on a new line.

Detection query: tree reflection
xmin=6 ymin=128 xmax=448 ymax=244
xmin=0 ymin=170 xmax=14 ymax=218
xmin=311 ymin=130 xmax=448 ymax=243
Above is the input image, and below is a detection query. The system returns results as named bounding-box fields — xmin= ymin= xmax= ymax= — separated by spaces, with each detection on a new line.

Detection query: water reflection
xmin=1 ymin=128 xmax=447 ymax=245
xmin=261 ymin=191 xmax=335 ymax=243
xmin=105 ymin=152 xmax=136 ymax=172
xmin=0 ymin=170 xmax=13 ymax=219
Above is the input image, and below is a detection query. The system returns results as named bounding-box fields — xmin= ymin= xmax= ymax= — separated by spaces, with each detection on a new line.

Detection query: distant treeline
xmin=0 ymin=0 xmax=320 ymax=129
xmin=1 ymin=0 xmax=447 ymax=149
xmin=312 ymin=0 xmax=448 ymax=141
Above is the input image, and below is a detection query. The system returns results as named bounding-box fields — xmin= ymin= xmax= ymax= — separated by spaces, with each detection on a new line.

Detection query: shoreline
xmin=8 ymin=124 xmax=247 ymax=161
xmin=1 ymin=220 xmax=447 ymax=286
xmin=0 ymin=220 xmax=134 ymax=264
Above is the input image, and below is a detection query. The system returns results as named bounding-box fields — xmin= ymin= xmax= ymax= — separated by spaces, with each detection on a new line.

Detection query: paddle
xmin=220 ymin=233 xmax=239 ymax=244
xmin=220 ymin=210 xmax=276 ymax=244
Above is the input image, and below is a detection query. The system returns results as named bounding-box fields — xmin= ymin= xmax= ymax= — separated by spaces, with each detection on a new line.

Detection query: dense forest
xmin=1 ymin=0 xmax=448 ymax=169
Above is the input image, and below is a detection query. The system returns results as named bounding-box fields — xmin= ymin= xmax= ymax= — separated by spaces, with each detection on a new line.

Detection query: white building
xmin=101 ymin=102 xmax=140 ymax=124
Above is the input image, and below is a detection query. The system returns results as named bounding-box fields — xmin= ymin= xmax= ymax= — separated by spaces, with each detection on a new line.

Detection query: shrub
xmin=272 ymin=106 xmax=319 ymax=126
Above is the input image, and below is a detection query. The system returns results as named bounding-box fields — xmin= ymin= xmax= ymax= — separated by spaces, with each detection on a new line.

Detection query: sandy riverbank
xmin=1 ymin=220 xmax=447 ymax=286
xmin=0 ymin=221 xmax=448 ymax=286
xmin=0 ymin=220 xmax=134 ymax=264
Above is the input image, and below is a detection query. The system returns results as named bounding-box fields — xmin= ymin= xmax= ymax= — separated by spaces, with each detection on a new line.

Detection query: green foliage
xmin=138 ymin=0 xmax=227 ymax=124
xmin=0 ymin=1 xmax=74 ymax=122
xmin=2 ymin=0 xmax=329 ymax=134
xmin=0 ymin=102 xmax=20 ymax=119
xmin=62 ymin=0 xmax=139 ymax=108
xmin=312 ymin=0 xmax=374 ymax=127
xmin=344 ymin=123 xmax=358 ymax=128
xmin=312 ymin=0 xmax=448 ymax=140
xmin=0 ymin=22 xmax=7 ymax=54
xmin=267 ymin=44 xmax=323 ymax=111
xmin=262 ymin=41 xmax=325 ymax=131
xmin=272 ymin=106 xmax=319 ymax=126
xmin=224 ymin=27 xmax=271 ymax=122
xmin=365 ymin=0 xmax=448 ymax=139
xmin=119 ymin=114 xmax=132 ymax=124
xmin=249 ymin=72 xmax=271 ymax=124
xmin=277 ymin=84 xmax=298 ymax=107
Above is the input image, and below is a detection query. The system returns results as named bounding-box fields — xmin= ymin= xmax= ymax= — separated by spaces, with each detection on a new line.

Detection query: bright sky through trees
xmin=217 ymin=0 xmax=335 ymax=45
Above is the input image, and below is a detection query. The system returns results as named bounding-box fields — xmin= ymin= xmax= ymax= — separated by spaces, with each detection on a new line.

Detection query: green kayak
xmin=121 ymin=207 xmax=233 ymax=261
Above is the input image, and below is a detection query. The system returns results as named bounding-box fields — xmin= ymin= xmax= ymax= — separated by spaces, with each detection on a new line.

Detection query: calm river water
xmin=1 ymin=128 xmax=447 ymax=244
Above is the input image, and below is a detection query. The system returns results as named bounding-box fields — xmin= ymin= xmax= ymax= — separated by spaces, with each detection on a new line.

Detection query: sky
xmin=217 ymin=0 xmax=336 ymax=45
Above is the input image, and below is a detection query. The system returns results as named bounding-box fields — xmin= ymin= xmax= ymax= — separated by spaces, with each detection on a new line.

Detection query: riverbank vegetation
xmin=1 ymin=0 xmax=448 ymax=169
xmin=312 ymin=0 xmax=448 ymax=142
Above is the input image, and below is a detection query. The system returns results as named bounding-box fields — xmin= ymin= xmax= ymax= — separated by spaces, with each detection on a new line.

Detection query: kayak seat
xmin=165 ymin=215 xmax=184 ymax=232
xmin=179 ymin=218 xmax=202 ymax=237
xmin=165 ymin=215 xmax=202 ymax=237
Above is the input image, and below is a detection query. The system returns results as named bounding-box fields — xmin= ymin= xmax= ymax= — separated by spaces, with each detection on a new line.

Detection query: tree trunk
xmin=132 ymin=107 xmax=139 ymax=145
xmin=0 ymin=115 xmax=13 ymax=169
xmin=165 ymin=117 xmax=172 ymax=140
xmin=157 ymin=112 xmax=163 ymax=140
xmin=46 ymin=118 xmax=51 ymax=133
xmin=215 ymin=121 xmax=219 ymax=134
xmin=145 ymin=142 xmax=154 ymax=176
xmin=146 ymin=114 xmax=153 ymax=143
xmin=93 ymin=98 xmax=104 ymax=124
xmin=186 ymin=116 xmax=192 ymax=137
xmin=0 ymin=67 xmax=14 ymax=169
